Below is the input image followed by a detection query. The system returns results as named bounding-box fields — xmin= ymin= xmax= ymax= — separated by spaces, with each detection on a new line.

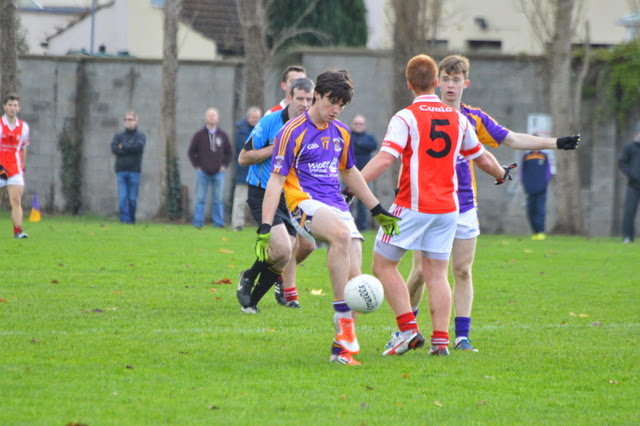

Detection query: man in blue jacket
xmin=349 ymin=114 xmax=378 ymax=231
xmin=232 ymin=106 xmax=262 ymax=231
xmin=521 ymin=149 xmax=553 ymax=240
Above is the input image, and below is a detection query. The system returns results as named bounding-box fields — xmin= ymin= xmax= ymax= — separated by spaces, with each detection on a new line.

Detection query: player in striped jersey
xmin=257 ymin=70 xmax=400 ymax=365
xmin=405 ymin=55 xmax=580 ymax=352
xmin=359 ymin=55 xmax=512 ymax=356
xmin=0 ymin=94 xmax=30 ymax=239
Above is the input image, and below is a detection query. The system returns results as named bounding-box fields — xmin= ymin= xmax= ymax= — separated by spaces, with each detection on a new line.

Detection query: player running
xmin=257 ymin=69 xmax=400 ymax=366
xmin=359 ymin=54 xmax=513 ymax=356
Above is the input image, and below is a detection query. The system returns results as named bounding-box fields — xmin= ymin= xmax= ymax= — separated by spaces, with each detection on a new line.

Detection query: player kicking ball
xmin=256 ymin=69 xmax=400 ymax=366
xmin=360 ymin=54 xmax=514 ymax=356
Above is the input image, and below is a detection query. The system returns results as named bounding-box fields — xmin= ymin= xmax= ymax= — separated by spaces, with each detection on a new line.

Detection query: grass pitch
xmin=1 ymin=213 xmax=638 ymax=424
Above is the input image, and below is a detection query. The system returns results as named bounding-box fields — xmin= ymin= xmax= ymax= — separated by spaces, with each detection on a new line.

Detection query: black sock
xmin=245 ymin=259 xmax=269 ymax=282
xmin=249 ymin=266 xmax=282 ymax=307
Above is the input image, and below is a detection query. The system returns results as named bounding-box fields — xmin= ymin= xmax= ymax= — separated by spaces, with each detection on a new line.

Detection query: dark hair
xmin=313 ymin=69 xmax=354 ymax=105
xmin=405 ymin=55 xmax=437 ymax=92
xmin=289 ymin=78 xmax=315 ymax=97
xmin=282 ymin=65 xmax=306 ymax=83
xmin=3 ymin=93 xmax=20 ymax=105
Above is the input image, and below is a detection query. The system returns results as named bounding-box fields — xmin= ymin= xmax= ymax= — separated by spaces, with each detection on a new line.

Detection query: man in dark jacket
xmin=187 ymin=107 xmax=232 ymax=228
xmin=111 ymin=111 xmax=146 ymax=224
xmin=349 ymin=114 xmax=378 ymax=231
xmin=231 ymin=106 xmax=261 ymax=231
xmin=619 ymin=122 xmax=640 ymax=243
xmin=521 ymin=149 xmax=552 ymax=240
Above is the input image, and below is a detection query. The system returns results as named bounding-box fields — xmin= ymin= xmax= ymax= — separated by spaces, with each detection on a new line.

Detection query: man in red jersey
xmin=0 ymin=94 xmax=30 ymax=239
xmin=264 ymin=65 xmax=306 ymax=116
xmin=360 ymin=55 xmax=513 ymax=357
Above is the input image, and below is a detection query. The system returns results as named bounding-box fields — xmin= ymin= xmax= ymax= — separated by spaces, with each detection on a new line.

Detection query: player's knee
xmin=452 ymin=263 xmax=472 ymax=281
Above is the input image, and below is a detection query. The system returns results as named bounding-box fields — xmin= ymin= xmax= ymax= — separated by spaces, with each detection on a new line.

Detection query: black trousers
xmin=622 ymin=186 xmax=640 ymax=241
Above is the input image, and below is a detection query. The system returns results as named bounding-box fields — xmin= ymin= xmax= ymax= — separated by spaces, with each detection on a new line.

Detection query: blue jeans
xmin=193 ymin=169 xmax=225 ymax=227
xmin=116 ymin=171 xmax=140 ymax=224
xmin=355 ymin=198 xmax=369 ymax=231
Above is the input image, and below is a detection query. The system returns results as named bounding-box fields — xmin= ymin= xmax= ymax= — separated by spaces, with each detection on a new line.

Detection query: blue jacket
xmin=244 ymin=108 xmax=289 ymax=189
xmin=233 ymin=119 xmax=254 ymax=184
xmin=111 ymin=129 xmax=146 ymax=173
xmin=350 ymin=130 xmax=377 ymax=170
xmin=521 ymin=150 xmax=551 ymax=195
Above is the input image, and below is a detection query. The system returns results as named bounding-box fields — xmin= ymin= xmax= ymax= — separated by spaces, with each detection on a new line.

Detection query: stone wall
xmin=9 ymin=53 xmax=638 ymax=236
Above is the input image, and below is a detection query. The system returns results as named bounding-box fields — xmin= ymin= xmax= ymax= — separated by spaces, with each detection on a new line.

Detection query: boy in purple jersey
xmin=257 ymin=69 xmax=400 ymax=366
xmin=405 ymin=55 xmax=580 ymax=352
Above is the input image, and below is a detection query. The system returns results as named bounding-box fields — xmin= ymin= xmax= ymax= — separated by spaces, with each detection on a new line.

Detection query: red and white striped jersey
xmin=0 ymin=115 xmax=30 ymax=177
xmin=264 ymin=99 xmax=286 ymax=116
xmin=380 ymin=95 xmax=484 ymax=214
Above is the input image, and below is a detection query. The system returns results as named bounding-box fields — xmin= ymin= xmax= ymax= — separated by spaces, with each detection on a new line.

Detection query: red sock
xmin=396 ymin=312 xmax=418 ymax=332
xmin=14 ymin=226 xmax=21 ymax=235
xmin=431 ymin=331 xmax=449 ymax=348
xmin=284 ymin=286 xmax=298 ymax=302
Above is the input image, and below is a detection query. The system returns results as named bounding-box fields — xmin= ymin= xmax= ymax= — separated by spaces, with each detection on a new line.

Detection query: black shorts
xmin=247 ymin=184 xmax=297 ymax=237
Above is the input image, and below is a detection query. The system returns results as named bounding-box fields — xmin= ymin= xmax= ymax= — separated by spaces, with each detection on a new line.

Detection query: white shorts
xmin=455 ymin=208 xmax=481 ymax=240
xmin=374 ymin=204 xmax=458 ymax=261
xmin=0 ymin=174 xmax=24 ymax=188
xmin=291 ymin=199 xmax=363 ymax=250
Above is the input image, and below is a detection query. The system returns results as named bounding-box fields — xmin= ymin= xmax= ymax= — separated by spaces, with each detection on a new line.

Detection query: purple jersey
xmin=457 ymin=103 xmax=510 ymax=212
xmin=271 ymin=111 xmax=355 ymax=212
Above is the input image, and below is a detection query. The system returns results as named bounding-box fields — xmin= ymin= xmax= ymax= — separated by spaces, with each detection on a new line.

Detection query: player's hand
xmin=556 ymin=134 xmax=580 ymax=150
xmin=341 ymin=187 xmax=355 ymax=205
xmin=255 ymin=223 xmax=272 ymax=262
xmin=371 ymin=203 xmax=401 ymax=236
xmin=495 ymin=163 xmax=517 ymax=185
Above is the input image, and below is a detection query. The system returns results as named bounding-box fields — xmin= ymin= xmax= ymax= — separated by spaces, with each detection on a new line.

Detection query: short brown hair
xmin=313 ymin=69 xmax=354 ymax=105
xmin=405 ymin=55 xmax=438 ymax=93
xmin=3 ymin=93 xmax=20 ymax=105
xmin=438 ymin=55 xmax=470 ymax=80
xmin=282 ymin=65 xmax=306 ymax=83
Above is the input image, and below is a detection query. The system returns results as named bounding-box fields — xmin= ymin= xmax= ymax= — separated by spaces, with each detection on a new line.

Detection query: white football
xmin=344 ymin=274 xmax=384 ymax=313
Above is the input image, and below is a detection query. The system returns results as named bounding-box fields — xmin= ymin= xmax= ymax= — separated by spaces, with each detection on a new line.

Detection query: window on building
xmin=466 ymin=40 xmax=502 ymax=54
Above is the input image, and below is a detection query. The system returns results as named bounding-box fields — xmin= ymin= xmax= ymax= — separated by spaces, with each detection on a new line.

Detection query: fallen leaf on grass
xmin=310 ymin=289 xmax=324 ymax=296
xmin=592 ymin=321 xmax=603 ymax=327
xmin=58 ymin=263 xmax=66 ymax=267
xmin=51 ymin=280 xmax=59 ymax=284
xmin=222 ymin=237 xmax=229 ymax=242
xmin=228 ymin=265 xmax=235 ymax=269
xmin=508 ymin=259 xmax=517 ymax=263
xmin=340 ymin=395 xmax=347 ymax=400
xmin=402 ymin=373 xmax=409 ymax=378
xmin=365 ymin=386 xmax=373 ymax=391
xmin=477 ymin=401 xmax=488 ymax=405
xmin=579 ymin=314 xmax=589 ymax=318
xmin=114 ymin=291 xmax=122 ymax=295
xmin=30 ymin=339 xmax=39 ymax=344
xmin=434 ymin=401 xmax=443 ymax=407
xmin=396 ymin=403 xmax=403 ymax=407
xmin=484 ymin=375 xmax=495 ymax=380
xmin=212 ymin=278 xmax=232 ymax=284
xmin=92 ymin=309 xmax=104 ymax=313
xmin=209 ymin=288 xmax=217 ymax=292
xmin=360 ymin=403 xmax=369 ymax=408
xmin=215 ymin=297 xmax=221 ymax=300
xmin=219 ymin=248 xmax=234 ymax=254
xmin=0 ymin=299 xmax=7 ymax=303
xmin=264 ymin=329 xmax=276 ymax=333
xmin=608 ymin=380 xmax=619 ymax=385
xmin=125 ymin=365 xmax=134 ymax=369
xmin=185 ymin=285 xmax=196 ymax=289
xmin=66 ymin=423 xmax=88 ymax=426
xmin=105 ymin=307 xmax=118 ymax=311
xmin=207 ymin=405 xmax=220 ymax=410
xmin=523 ymin=249 xmax=533 ymax=253
xmin=570 ymin=312 xmax=576 ymax=316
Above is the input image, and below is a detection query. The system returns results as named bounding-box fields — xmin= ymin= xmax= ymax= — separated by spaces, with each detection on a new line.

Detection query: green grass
xmin=1 ymin=213 xmax=638 ymax=425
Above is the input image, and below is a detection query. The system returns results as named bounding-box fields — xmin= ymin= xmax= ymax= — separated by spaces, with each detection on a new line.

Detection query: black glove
xmin=556 ymin=134 xmax=580 ymax=150
xmin=341 ymin=187 xmax=355 ymax=205
xmin=495 ymin=163 xmax=517 ymax=185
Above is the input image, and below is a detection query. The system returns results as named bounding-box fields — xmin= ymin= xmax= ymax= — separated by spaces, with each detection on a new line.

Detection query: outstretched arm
xmin=502 ymin=132 xmax=579 ymax=150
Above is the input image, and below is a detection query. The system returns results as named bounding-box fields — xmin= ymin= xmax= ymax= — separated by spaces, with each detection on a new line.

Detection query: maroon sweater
xmin=187 ymin=127 xmax=232 ymax=175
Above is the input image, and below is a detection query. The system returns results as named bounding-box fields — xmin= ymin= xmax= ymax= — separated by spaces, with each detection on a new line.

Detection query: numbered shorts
xmin=0 ymin=173 xmax=24 ymax=188
xmin=247 ymin=184 xmax=297 ymax=237
xmin=455 ymin=208 xmax=480 ymax=240
xmin=374 ymin=204 xmax=458 ymax=261
xmin=290 ymin=199 xmax=363 ymax=250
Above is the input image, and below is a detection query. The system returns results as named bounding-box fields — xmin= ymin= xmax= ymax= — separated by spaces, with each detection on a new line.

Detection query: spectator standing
xmin=188 ymin=108 xmax=232 ymax=228
xmin=619 ymin=122 xmax=640 ymax=243
xmin=110 ymin=111 xmax=146 ymax=224
xmin=521 ymin=149 xmax=553 ymax=240
xmin=232 ymin=106 xmax=262 ymax=231
xmin=349 ymin=114 xmax=378 ymax=231
xmin=0 ymin=94 xmax=30 ymax=238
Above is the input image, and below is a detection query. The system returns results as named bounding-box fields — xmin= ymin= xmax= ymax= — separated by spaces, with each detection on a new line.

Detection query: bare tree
xmin=236 ymin=0 xmax=268 ymax=109
xmin=0 ymin=0 xmax=19 ymax=99
xmin=159 ymin=0 xmax=183 ymax=219
xmin=519 ymin=0 xmax=588 ymax=234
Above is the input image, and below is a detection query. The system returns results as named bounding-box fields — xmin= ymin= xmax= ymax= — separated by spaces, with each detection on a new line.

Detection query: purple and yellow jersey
xmin=271 ymin=111 xmax=355 ymax=212
xmin=457 ymin=103 xmax=510 ymax=212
